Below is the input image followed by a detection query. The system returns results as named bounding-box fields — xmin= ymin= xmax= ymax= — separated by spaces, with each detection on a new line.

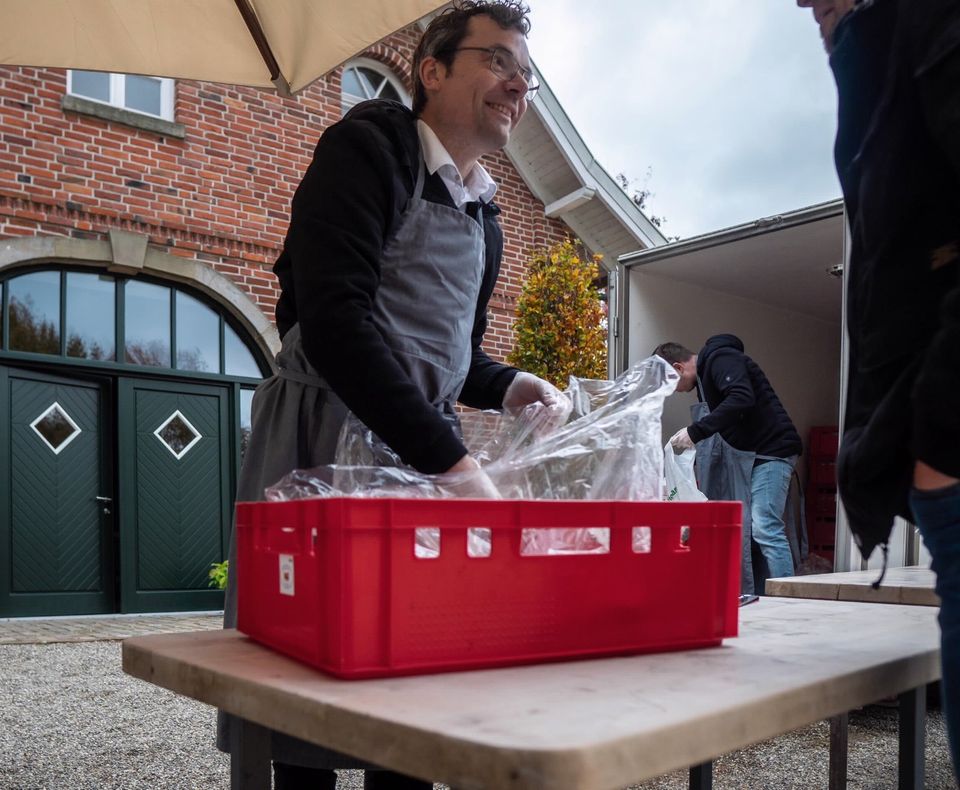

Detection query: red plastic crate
xmin=809 ymin=460 xmax=837 ymax=487
xmin=808 ymin=426 xmax=839 ymax=458
xmin=808 ymin=515 xmax=837 ymax=546
xmin=235 ymin=497 xmax=742 ymax=679
xmin=805 ymin=486 xmax=838 ymax=517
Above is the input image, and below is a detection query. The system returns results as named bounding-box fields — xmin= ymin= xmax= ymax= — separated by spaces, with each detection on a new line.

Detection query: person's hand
xmin=502 ymin=372 xmax=572 ymax=432
xmin=669 ymin=428 xmax=694 ymax=452
xmin=441 ymin=454 xmax=501 ymax=499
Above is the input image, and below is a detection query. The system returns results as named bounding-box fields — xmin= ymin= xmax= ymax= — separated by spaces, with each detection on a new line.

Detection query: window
xmin=1 ymin=268 xmax=268 ymax=381
xmin=67 ymin=70 xmax=175 ymax=121
xmin=239 ymin=388 xmax=254 ymax=462
xmin=7 ymin=270 xmax=60 ymax=355
xmin=66 ymin=272 xmax=115 ymax=361
xmin=341 ymin=59 xmax=409 ymax=115
xmin=125 ymin=280 xmax=171 ymax=367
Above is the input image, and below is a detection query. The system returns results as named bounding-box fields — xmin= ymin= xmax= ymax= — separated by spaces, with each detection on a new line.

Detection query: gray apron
xmin=219 ymin=153 xmax=486 ymax=768
xmin=690 ymin=400 xmax=806 ymax=596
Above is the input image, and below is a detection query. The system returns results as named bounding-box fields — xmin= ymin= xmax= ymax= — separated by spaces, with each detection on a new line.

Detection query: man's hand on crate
xmin=443 ymin=454 xmax=502 ymax=499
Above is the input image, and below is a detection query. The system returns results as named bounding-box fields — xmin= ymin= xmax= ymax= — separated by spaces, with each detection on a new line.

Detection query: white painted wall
xmin=627 ymin=269 xmax=842 ymax=482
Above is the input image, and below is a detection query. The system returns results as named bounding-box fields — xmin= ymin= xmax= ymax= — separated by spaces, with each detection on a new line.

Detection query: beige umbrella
xmin=1 ymin=0 xmax=447 ymax=96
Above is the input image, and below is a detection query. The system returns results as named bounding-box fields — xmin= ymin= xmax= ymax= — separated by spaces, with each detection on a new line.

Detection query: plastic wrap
xmin=265 ymin=355 xmax=678 ymax=504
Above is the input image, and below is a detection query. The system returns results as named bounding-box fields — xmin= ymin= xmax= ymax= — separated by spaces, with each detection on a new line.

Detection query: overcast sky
xmin=524 ymin=0 xmax=841 ymax=240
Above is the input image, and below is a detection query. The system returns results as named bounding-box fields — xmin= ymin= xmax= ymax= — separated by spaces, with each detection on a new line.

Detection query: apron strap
xmin=412 ymin=152 xmax=426 ymax=201
xmin=278 ymin=366 xmax=331 ymax=389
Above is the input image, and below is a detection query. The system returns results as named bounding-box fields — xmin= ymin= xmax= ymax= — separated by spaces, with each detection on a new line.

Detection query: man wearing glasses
xmin=221 ymin=2 xmax=565 ymax=788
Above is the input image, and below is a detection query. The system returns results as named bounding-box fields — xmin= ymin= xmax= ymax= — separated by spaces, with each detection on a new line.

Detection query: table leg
xmin=898 ymin=686 xmax=926 ymax=790
xmin=230 ymin=718 xmax=272 ymax=790
xmin=689 ymin=761 xmax=713 ymax=790
xmin=828 ymin=713 xmax=848 ymax=790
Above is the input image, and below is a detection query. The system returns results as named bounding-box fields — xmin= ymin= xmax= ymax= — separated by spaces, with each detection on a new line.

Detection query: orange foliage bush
xmin=507 ymin=238 xmax=607 ymax=389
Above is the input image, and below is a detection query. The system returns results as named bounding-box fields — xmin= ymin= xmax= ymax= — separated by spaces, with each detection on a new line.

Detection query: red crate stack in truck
xmin=806 ymin=426 xmax=839 ymax=565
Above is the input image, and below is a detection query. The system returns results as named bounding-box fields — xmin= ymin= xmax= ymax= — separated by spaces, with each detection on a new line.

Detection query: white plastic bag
xmin=663 ymin=445 xmax=707 ymax=502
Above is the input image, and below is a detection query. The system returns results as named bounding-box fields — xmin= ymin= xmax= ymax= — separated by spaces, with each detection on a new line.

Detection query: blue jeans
xmin=911 ymin=481 xmax=960 ymax=783
xmin=750 ymin=458 xmax=796 ymax=583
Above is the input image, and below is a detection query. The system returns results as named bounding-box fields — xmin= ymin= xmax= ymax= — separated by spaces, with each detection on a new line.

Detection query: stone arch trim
xmin=0 ymin=232 xmax=280 ymax=370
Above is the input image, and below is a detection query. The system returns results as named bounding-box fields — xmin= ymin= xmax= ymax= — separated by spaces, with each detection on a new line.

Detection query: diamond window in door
xmin=30 ymin=402 xmax=82 ymax=454
xmin=154 ymin=410 xmax=201 ymax=459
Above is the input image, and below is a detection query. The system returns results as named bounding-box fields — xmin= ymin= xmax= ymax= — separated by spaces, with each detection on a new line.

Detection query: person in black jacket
xmin=797 ymin=0 xmax=960 ymax=777
xmin=221 ymin=3 xmax=569 ymax=788
xmin=656 ymin=336 xmax=803 ymax=581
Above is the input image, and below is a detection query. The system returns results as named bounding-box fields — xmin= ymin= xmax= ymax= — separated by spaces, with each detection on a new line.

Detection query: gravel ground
xmin=0 ymin=641 xmax=956 ymax=789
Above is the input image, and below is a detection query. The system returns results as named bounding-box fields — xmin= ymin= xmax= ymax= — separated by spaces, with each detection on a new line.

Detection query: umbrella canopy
xmin=1 ymin=0 xmax=448 ymax=95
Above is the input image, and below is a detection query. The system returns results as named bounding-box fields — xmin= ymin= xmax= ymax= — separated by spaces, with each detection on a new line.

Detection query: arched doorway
xmin=0 ymin=261 xmax=271 ymax=616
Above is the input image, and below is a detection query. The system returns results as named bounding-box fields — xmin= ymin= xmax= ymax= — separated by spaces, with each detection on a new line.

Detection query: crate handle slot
xmin=467 ymin=527 xmax=492 ymax=558
xmin=414 ymin=527 xmax=440 ymax=559
xmin=632 ymin=526 xmax=652 ymax=554
xmin=520 ymin=527 xmax=610 ymax=557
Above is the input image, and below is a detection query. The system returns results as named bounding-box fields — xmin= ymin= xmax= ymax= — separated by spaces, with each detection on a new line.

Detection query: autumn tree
xmin=507 ymin=238 xmax=607 ymax=388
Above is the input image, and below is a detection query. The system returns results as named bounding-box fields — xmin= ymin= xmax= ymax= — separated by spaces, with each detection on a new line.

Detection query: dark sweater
xmin=272 ymin=100 xmax=518 ymax=473
xmin=830 ymin=0 xmax=960 ymax=556
xmin=687 ymin=334 xmax=802 ymax=460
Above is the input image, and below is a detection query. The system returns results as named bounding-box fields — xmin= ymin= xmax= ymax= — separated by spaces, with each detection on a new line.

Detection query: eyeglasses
xmin=445 ymin=46 xmax=540 ymax=98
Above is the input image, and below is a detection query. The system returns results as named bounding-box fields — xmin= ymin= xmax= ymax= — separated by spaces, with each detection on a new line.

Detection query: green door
xmin=0 ymin=367 xmax=114 ymax=616
xmin=118 ymin=378 xmax=229 ymax=612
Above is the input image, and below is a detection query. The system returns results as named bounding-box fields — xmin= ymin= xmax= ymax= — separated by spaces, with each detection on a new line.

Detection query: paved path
xmin=0 ymin=611 xmax=222 ymax=645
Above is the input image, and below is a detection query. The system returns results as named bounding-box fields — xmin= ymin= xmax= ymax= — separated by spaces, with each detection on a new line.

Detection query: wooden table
xmin=123 ymin=598 xmax=939 ymax=790
xmin=764 ymin=565 xmax=939 ymax=788
xmin=765 ymin=565 xmax=939 ymax=606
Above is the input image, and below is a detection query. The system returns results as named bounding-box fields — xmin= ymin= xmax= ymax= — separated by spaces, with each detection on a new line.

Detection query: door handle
xmin=95 ymin=496 xmax=112 ymax=503
xmin=96 ymin=495 xmax=113 ymax=515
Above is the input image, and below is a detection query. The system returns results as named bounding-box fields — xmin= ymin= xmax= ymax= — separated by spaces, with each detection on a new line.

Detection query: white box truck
xmin=613 ymin=199 xmax=925 ymax=572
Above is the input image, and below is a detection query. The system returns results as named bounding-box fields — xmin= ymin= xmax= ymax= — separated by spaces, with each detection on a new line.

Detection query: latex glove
xmin=669 ymin=428 xmax=695 ymax=453
xmin=502 ymin=372 xmax=572 ymax=433
xmin=441 ymin=454 xmax=502 ymax=499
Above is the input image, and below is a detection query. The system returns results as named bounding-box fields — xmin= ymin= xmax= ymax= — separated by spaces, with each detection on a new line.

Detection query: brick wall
xmin=0 ymin=25 xmax=570 ymax=363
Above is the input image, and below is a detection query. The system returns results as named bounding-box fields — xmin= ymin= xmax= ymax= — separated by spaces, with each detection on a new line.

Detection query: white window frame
xmin=29 ymin=402 xmax=82 ymax=455
xmin=153 ymin=409 xmax=202 ymax=460
xmin=67 ymin=70 xmax=175 ymax=122
xmin=340 ymin=58 xmax=410 ymax=115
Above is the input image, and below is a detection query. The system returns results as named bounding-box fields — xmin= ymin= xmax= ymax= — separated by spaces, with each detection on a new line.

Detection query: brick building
xmin=0 ymin=22 xmax=662 ymax=617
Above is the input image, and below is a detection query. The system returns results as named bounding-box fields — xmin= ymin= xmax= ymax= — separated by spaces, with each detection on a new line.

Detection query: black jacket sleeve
xmin=910 ymin=4 xmax=960 ymax=478
xmin=280 ymin=119 xmax=468 ymax=474
xmin=687 ymin=350 xmax=757 ymax=443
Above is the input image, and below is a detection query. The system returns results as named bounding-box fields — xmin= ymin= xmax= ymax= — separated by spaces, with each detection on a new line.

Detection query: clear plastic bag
xmin=265 ymin=356 xmax=678 ymax=503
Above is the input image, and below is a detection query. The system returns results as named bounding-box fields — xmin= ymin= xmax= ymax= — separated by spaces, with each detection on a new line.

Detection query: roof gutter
xmin=618 ymin=198 xmax=844 ymax=269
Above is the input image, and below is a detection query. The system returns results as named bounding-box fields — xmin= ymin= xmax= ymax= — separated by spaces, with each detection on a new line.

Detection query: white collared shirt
xmin=416 ymin=120 xmax=497 ymax=208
